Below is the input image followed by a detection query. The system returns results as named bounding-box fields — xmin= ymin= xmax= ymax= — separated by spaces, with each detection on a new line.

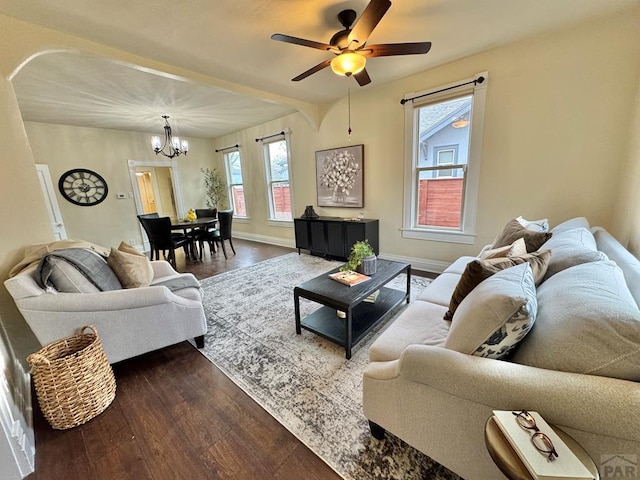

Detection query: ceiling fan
xmin=271 ymin=0 xmax=431 ymax=86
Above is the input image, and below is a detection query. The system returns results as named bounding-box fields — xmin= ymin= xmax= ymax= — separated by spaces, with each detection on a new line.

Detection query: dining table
xmin=170 ymin=216 xmax=217 ymax=261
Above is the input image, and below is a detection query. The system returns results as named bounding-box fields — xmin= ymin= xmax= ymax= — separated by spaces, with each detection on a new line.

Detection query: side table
xmin=484 ymin=416 xmax=600 ymax=480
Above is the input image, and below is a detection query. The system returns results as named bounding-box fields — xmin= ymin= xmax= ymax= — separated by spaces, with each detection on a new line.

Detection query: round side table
xmin=484 ymin=416 xmax=600 ymax=480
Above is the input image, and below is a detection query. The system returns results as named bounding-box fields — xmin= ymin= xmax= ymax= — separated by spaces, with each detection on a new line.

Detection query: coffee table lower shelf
xmin=298 ymin=286 xmax=407 ymax=358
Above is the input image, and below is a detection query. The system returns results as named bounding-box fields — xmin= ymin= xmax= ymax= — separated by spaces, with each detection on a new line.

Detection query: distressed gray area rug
xmin=198 ymin=253 xmax=460 ymax=480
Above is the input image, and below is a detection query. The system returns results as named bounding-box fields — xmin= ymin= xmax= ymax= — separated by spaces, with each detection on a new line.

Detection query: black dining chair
xmin=195 ymin=208 xmax=217 ymax=220
xmin=138 ymin=213 xmax=187 ymax=259
xmin=198 ymin=209 xmax=235 ymax=259
xmin=139 ymin=216 xmax=190 ymax=268
xmin=137 ymin=213 xmax=160 ymax=260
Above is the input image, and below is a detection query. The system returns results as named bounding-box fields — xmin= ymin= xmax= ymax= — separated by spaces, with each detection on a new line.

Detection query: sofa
xmin=363 ymin=217 xmax=640 ymax=479
xmin=4 ymin=240 xmax=207 ymax=364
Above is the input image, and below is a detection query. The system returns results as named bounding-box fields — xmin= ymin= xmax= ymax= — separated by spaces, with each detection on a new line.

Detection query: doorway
xmin=135 ymin=167 xmax=177 ymax=217
xmin=128 ymin=159 xmax=184 ymax=250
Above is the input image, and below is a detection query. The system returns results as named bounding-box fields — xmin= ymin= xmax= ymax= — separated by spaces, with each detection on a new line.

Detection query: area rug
xmin=198 ymin=253 xmax=460 ymax=480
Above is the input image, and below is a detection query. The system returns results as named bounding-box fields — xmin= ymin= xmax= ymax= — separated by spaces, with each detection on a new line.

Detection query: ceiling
xmin=3 ymin=0 xmax=639 ymax=139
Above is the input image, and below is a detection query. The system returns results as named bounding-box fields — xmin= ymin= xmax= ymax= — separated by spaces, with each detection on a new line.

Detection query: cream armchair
xmin=4 ymin=260 xmax=207 ymax=364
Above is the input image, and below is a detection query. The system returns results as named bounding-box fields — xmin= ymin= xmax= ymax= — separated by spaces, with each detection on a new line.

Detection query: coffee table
xmin=294 ymin=259 xmax=411 ymax=359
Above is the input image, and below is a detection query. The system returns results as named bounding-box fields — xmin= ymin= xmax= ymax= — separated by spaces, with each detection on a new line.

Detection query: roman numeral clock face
xmin=58 ymin=168 xmax=109 ymax=206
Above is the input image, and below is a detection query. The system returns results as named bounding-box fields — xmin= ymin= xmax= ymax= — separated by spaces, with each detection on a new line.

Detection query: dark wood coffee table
xmin=294 ymin=259 xmax=411 ymax=359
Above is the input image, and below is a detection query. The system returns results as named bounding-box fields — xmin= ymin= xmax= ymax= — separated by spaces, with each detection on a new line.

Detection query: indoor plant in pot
xmin=341 ymin=240 xmax=377 ymax=275
xmin=201 ymin=167 xmax=228 ymax=214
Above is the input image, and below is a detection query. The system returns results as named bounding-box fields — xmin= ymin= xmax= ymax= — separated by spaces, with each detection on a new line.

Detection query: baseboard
xmin=378 ymin=252 xmax=450 ymax=274
xmin=233 ymin=232 xmax=296 ymax=249
xmin=233 ymin=234 xmax=451 ymax=274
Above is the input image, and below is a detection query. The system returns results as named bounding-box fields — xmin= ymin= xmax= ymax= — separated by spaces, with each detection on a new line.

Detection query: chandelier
xmin=151 ymin=115 xmax=189 ymax=158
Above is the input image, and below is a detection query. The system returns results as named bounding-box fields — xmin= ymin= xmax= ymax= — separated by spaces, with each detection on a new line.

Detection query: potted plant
xmin=341 ymin=240 xmax=377 ymax=275
xmin=201 ymin=167 xmax=228 ymax=213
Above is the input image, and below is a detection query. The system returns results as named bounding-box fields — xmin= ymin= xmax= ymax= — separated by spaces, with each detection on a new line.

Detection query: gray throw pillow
xmin=539 ymin=227 xmax=607 ymax=280
xmin=550 ymin=216 xmax=590 ymax=234
xmin=511 ymin=260 xmax=640 ymax=381
xmin=38 ymin=248 xmax=122 ymax=292
xmin=445 ymin=263 xmax=537 ymax=359
xmin=41 ymin=256 xmax=101 ymax=293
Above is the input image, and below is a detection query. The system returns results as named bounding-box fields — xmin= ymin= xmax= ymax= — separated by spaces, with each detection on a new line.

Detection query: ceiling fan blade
xmin=361 ymin=42 xmax=432 ymax=57
xmin=348 ymin=0 xmax=392 ymax=46
xmin=271 ymin=33 xmax=333 ymax=51
xmin=292 ymin=58 xmax=333 ymax=82
xmin=354 ymin=68 xmax=371 ymax=86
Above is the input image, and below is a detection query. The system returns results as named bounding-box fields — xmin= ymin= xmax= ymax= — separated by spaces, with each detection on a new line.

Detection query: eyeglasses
xmin=512 ymin=410 xmax=559 ymax=461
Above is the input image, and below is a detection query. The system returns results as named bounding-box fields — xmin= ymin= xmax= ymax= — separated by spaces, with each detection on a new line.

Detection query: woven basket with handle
xmin=27 ymin=325 xmax=116 ymax=430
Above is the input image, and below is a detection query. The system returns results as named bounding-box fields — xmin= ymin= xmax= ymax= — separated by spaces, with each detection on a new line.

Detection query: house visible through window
xmin=403 ymin=73 xmax=488 ymax=243
xmin=262 ymin=137 xmax=293 ymax=221
xmin=223 ymin=149 xmax=247 ymax=217
xmin=435 ymin=147 xmax=456 ymax=178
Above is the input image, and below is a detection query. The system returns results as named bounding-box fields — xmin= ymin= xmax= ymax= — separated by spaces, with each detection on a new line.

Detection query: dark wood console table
xmin=294 ymin=217 xmax=379 ymax=261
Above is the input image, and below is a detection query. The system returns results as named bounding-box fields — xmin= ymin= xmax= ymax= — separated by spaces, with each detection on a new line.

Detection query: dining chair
xmin=137 ymin=213 xmax=160 ymax=259
xmin=195 ymin=208 xmax=217 ymax=220
xmin=198 ymin=209 xmax=235 ymax=259
xmin=194 ymin=208 xmax=218 ymax=255
xmin=140 ymin=216 xmax=190 ymax=268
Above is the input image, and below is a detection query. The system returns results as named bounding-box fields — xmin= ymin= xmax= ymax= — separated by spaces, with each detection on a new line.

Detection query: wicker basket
xmin=27 ymin=325 xmax=116 ymax=430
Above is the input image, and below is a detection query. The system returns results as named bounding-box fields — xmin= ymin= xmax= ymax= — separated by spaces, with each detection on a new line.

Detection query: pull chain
xmin=347 ymin=88 xmax=352 ymax=140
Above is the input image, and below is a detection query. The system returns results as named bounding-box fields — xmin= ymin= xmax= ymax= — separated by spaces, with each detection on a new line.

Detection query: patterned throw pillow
xmin=443 ymin=250 xmax=550 ymax=320
xmin=492 ymin=218 xmax=552 ymax=252
xmin=444 ymin=263 xmax=538 ymax=359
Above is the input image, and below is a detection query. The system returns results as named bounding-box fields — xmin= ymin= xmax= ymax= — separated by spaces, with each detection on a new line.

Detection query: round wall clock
xmin=58 ymin=168 xmax=109 ymax=206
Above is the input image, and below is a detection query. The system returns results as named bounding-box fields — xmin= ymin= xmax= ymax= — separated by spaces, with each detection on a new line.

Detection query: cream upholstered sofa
xmin=363 ymin=217 xmax=640 ymax=480
xmin=4 ymin=241 xmax=207 ymax=364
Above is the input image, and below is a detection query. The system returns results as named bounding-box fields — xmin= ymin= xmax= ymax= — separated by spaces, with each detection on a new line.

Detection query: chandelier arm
xmin=152 ymin=115 xmax=187 ymax=159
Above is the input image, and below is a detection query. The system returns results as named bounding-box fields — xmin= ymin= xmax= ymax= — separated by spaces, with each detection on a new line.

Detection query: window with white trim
xmin=262 ymin=136 xmax=293 ymax=221
xmin=223 ymin=149 xmax=247 ymax=217
xmin=403 ymin=72 xmax=488 ymax=244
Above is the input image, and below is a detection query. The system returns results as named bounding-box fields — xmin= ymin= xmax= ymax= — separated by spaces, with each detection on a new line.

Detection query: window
xmin=435 ymin=147 xmax=456 ymax=178
xmin=262 ymin=135 xmax=293 ymax=221
xmin=223 ymin=149 xmax=247 ymax=217
xmin=403 ymin=73 xmax=488 ymax=244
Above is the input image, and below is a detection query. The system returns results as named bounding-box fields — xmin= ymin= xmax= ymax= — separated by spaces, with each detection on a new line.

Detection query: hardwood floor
xmin=27 ymin=239 xmax=342 ymax=480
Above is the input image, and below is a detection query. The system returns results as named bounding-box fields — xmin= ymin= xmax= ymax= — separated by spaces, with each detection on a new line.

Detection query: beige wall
xmin=23 ymin=122 xmax=217 ymax=248
xmin=1 ymin=6 xmax=640 ymax=282
xmin=0 ymin=10 xmax=638 ymax=471
xmin=215 ymin=6 xmax=640 ymax=264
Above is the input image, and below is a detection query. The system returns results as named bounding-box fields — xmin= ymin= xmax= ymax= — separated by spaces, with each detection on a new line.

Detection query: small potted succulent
xmin=341 ymin=240 xmax=377 ymax=275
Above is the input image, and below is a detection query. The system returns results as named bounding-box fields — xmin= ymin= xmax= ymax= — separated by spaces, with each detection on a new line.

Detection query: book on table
xmin=328 ymin=270 xmax=370 ymax=287
xmin=364 ymin=289 xmax=380 ymax=303
xmin=492 ymin=410 xmax=594 ymax=480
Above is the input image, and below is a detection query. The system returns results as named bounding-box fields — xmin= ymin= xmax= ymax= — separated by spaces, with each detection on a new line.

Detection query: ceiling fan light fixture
xmin=330 ymin=51 xmax=366 ymax=77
